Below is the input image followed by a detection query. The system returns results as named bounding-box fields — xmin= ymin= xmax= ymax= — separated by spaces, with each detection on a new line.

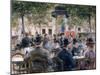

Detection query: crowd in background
xmin=12 ymin=31 xmax=96 ymax=72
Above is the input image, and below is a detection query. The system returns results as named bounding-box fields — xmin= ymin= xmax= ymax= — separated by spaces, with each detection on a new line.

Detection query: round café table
xmin=73 ymin=56 xmax=86 ymax=70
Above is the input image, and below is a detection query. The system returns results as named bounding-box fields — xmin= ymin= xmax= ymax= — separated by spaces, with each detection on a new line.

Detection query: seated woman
xmin=84 ymin=38 xmax=96 ymax=69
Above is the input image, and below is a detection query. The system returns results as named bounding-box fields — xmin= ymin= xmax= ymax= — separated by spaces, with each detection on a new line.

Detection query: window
xmin=42 ymin=29 xmax=46 ymax=34
xmin=48 ymin=29 xmax=52 ymax=35
xmin=78 ymin=27 xmax=81 ymax=31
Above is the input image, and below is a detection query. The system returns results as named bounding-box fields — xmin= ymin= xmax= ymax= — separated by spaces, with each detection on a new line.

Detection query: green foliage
xmin=63 ymin=4 xmax=96 ymax=27
xmin=12 ymin=0 xmax=55 ymax=26
xmin=11 ymin=0 xmax=96 ymax=30
xmin=12 ymin=0 xmax=34 ymax=16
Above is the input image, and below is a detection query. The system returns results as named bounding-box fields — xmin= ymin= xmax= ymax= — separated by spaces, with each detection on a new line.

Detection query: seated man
xmin=21 ymin=33 xmax=33 ymax=48
xmin=28 ymin=44 xmax=51 ymax=73
xmin=34 ymin=34 xmax=42 ymax=45
xmin=57 ymin=43 xmax=76 ymax=71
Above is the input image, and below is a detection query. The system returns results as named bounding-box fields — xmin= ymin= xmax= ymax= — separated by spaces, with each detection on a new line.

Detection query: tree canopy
xmin=11 ymin=0 xmax=96 ymax=32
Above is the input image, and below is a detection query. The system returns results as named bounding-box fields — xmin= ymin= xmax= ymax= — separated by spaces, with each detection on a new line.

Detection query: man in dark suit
xmin=21 ymin=33 xmax=33 ymax=48
xmin=59 ymin=33 xmax=69 ymax=48
xmin=57 ymin=41 xmax=75 ymax=71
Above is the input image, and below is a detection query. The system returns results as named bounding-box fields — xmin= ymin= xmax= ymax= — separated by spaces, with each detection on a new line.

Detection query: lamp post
xmin=51 ymin=6 xmax=69 ymax=34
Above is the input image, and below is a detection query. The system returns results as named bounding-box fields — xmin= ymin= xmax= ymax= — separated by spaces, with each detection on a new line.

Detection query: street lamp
xmin=51 ymin=6 xmax=69 ymax=33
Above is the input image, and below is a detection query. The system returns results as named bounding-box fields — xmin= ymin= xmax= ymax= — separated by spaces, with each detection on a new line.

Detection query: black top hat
xmin=86 ymin=38 xmax=95 ymax=46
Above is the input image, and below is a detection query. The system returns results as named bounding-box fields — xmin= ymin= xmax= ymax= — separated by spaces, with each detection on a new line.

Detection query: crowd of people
xmin=12 ymin=32 xmax=96 ymax=73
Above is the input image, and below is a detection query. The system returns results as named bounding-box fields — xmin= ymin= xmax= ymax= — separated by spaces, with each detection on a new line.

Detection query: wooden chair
xmin=85 ymin=58 xmax=96 ymax=69
xmin=11 ymin=53 xmax=28 ymax=74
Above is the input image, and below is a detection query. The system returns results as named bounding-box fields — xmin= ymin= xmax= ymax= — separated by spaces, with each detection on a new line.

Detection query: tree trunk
xmin=21 ymin=14 xmax=25 ymax=37
xmin=39 ymin=23 xmax=41 ymax=34
xmin=89 ymin=14 xmax=91 ymax=32
xmin=94 ymin=16 xmax=96 ymax=32
xmin=55 ymin=24 xmax=57 ymax=34
xmin=34 ymin=25 xmax=37 ymax=32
